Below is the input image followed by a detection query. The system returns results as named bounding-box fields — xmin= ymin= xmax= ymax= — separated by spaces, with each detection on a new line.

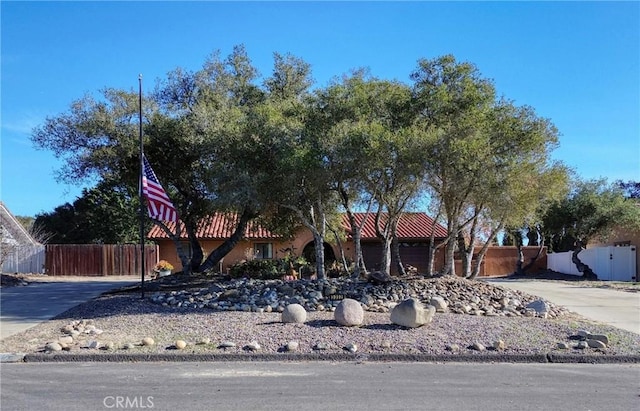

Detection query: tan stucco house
xmin=147 ymin=212 xmax=448 ymax=275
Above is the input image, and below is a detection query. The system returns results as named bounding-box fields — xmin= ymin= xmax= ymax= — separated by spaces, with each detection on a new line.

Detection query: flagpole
xmin=138 ymin=74 xmax=146 ymax=299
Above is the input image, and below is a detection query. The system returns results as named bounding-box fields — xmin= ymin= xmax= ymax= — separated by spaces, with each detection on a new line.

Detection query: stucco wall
xmin=156 ymin=229 xmax=345 ymax=273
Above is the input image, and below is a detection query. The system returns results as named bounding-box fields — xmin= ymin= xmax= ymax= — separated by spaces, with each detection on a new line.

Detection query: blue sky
xmin=2 ymin=1 xmax=639 ymax=217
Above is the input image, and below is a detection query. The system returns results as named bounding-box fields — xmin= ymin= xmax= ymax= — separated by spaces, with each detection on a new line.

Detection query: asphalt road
xmin=1 ymin=362 xmax=638 ymax=411
xmin=0 ymin=277 xmax=138 ymax=339
xmin=485 ymin=278 xmax=640 ymax=334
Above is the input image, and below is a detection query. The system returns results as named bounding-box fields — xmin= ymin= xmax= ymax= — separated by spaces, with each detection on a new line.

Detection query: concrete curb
xmin=2 ymin=352 xmax=639 ymax=364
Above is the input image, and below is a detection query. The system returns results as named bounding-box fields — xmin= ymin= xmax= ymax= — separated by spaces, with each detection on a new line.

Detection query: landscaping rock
xmin=141 ymin=337 xmax=155 ymax=346
xmin=390 ymin=298 xmax=435 ymax=328
xmin=525 ymin=300 xmax=550 ymax=316
xmin=245 ymin=341 xmax=261 ymax=351
xmin=334 ymin=298 xmax=364 ymax=326
xmin=45 ymin=342 xmax=62 ymax=352
xmin=175 ymin=340 xmax=187 ymax=350
xmin=429 ymin=296 xmax=448 ymax=312
xmin=286 ymin=341 xmax=299 ymax=352
xmin=281 ymin=303 xmax=307 ymax=323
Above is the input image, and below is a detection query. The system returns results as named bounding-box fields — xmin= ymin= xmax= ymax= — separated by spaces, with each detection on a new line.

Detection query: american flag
xmin=142 ymin=155 xmax=178 ymax=222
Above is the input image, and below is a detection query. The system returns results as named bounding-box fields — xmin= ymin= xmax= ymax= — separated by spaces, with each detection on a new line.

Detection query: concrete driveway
xmin=485 ymin=278 xmax=640 ymax=335
xmin=0 ymin=276 xmax=139 ymax=340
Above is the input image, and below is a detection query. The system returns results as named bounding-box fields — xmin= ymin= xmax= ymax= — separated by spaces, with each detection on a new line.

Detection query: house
xmin=147 ymin=212 xmax=449 ymax=275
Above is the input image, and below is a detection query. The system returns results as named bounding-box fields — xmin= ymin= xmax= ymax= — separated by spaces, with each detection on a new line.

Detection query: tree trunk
xmin=312 ymin=231 xmax=326 ymax=280
xmin=198 ymin=208 xmax=256 ymax=272
xmin=521 ymin=239 xmax=545 ymax=273
xmin=457 ymin=232 xmax=473 ymax=278
xmin=572 ymin=241 xmax=598 ymax=280
xmin=351 ymin=229 xmax=367 ymax=278
xmin=155 ymin=220 xmax=191 ymax=274
xmin=442 ymin=234 xmax=457 ymax=276
xmin=187 ymin=224 xmax=203 ymax=274
xmin=467 ymin=220 xmax=503 ymax=280
xmin=330 ymin=225 xmax=349 ymax=275
xmin=380 ymin=236 xmax=392 ymax=276
xmin=514 ymin=243 xmax=524 ymax=275
xmin=392 ymin=235 xmax=406 ymax=276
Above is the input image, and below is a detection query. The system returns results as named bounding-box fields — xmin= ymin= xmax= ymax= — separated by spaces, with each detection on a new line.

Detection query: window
xmin=254 ymin=243 xmax=273 ymax=259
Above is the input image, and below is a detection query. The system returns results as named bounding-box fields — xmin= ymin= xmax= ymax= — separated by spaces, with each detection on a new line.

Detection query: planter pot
xmin=158 ymin=269 xmax=172 ymax=277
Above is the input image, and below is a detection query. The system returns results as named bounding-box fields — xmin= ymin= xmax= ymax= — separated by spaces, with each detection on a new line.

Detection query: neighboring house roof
xmin=148 ymin=211 xmax=447 ymax=241
xmin=0 ymin=202 xmax=38 ymax=246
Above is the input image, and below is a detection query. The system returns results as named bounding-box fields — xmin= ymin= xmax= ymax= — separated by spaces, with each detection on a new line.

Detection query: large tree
xmin=31 ymin=46 xmax=312 ymax=274
xmin=411 ymin=55 xmax=497 ymax=276
xmin=309 ymin=72 xmax=427 ymax=277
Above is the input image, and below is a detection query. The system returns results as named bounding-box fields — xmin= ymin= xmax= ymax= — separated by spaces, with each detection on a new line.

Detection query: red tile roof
xmin=148 ymin=212 xmax=447 ymax=240
xmin=147 ymin=212 xmax=278 ymax=240
xmin=342 ymin=212 xmax=448 ymax=240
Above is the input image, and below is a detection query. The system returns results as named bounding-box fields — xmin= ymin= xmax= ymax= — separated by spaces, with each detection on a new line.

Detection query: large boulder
xmin=282 ymin=303 xmax=307 ymax=323
xmin=334 ymin=298 xmax=364 ymax=326
xmin=390 ymin=298 xmax=436 ymax=328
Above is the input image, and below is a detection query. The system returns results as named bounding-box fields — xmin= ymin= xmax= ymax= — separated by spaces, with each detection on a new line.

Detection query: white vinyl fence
xmin=1 ymin=244 xmax=46 ymax=274
xmin=547 ymin=246 xmax=637 ymax=281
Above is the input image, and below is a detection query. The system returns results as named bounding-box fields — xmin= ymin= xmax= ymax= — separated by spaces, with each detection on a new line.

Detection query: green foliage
xmin=543 ymin=179 xmax=640 ymax=252
xmin=229 ymin=259 xmax=281 ymax=280
xmin=34 ymin=179 xmax=140 ymax=244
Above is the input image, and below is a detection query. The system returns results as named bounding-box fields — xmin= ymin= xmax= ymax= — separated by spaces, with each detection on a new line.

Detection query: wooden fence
xmin=455 ymin=246 xmax=548 ymax=277
xmin=45 ymin=244 xmax=158 ymax=276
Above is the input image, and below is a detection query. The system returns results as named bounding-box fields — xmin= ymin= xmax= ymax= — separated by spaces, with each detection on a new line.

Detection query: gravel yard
xmin=1 ymin=275 xmax=639 ymax=360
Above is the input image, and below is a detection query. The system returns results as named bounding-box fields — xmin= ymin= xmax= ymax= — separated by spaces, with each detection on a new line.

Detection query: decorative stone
xmin=80 ymin=340 xmax=100 ymax=349
xmin=446 ymin=344 xmax=460 ymax=352
xmin=381 ymin=340 xmax=392 ymax=349
xmin=390 ymin=298 xmax=435 ymax=328
xmin=344 ymin=343 xmax=358 ymax=353
xmin=577 ymin=330 xmax=591 ymax=338
xmin=197 ymin=338 xmax=211 ymax=345
xmin=575 ymin=341 xmax=588 ymax=349
xmin=102 ymin=342 xmax=115 ymax=350
xmin=58 ymin=336 xmax=74 ymax=345
xmin=245 ymin=341 xmax=261 ymax=351
xmin=122 ymin=343 xmax=136 ymax=350
xmin=218 ymin=341 xmax=236 ymax=349
xmin=588 ymin=334 xmax=609 ymax=345
xmin=313 ymin=342 xmax=330 ymax=351
xmin=286 ymin=341 xmax=299 ymax=352
xmin=281 ymin=303 xmax=307 ymax=323
xmin=141 ymin=337 xmax=155 ymax=346
xmin=587 ymin=339 xmax=607 ymax=349
xmin=175 ymin=340 xmax=187 ymax=350
xmin=525 ymin=300 xmax=549 ymax=315
xmin=45 ymin=342 xmax=62 ymax=352
xmin=429 ymin=296 xmax=448 ymax=312
xmin=492 ymin=340 xmax=505 ymax=350
xmin=471 ymin=342 xmax=486 ymax=351
xmin=556 ymin=342 xmax=570 ymax=349
xmin=334 ymin=299 xmax=364 ymax=327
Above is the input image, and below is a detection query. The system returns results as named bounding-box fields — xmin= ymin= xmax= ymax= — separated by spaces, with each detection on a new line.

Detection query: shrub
xmin=229 ymin=259 xmax=281 ymax=280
